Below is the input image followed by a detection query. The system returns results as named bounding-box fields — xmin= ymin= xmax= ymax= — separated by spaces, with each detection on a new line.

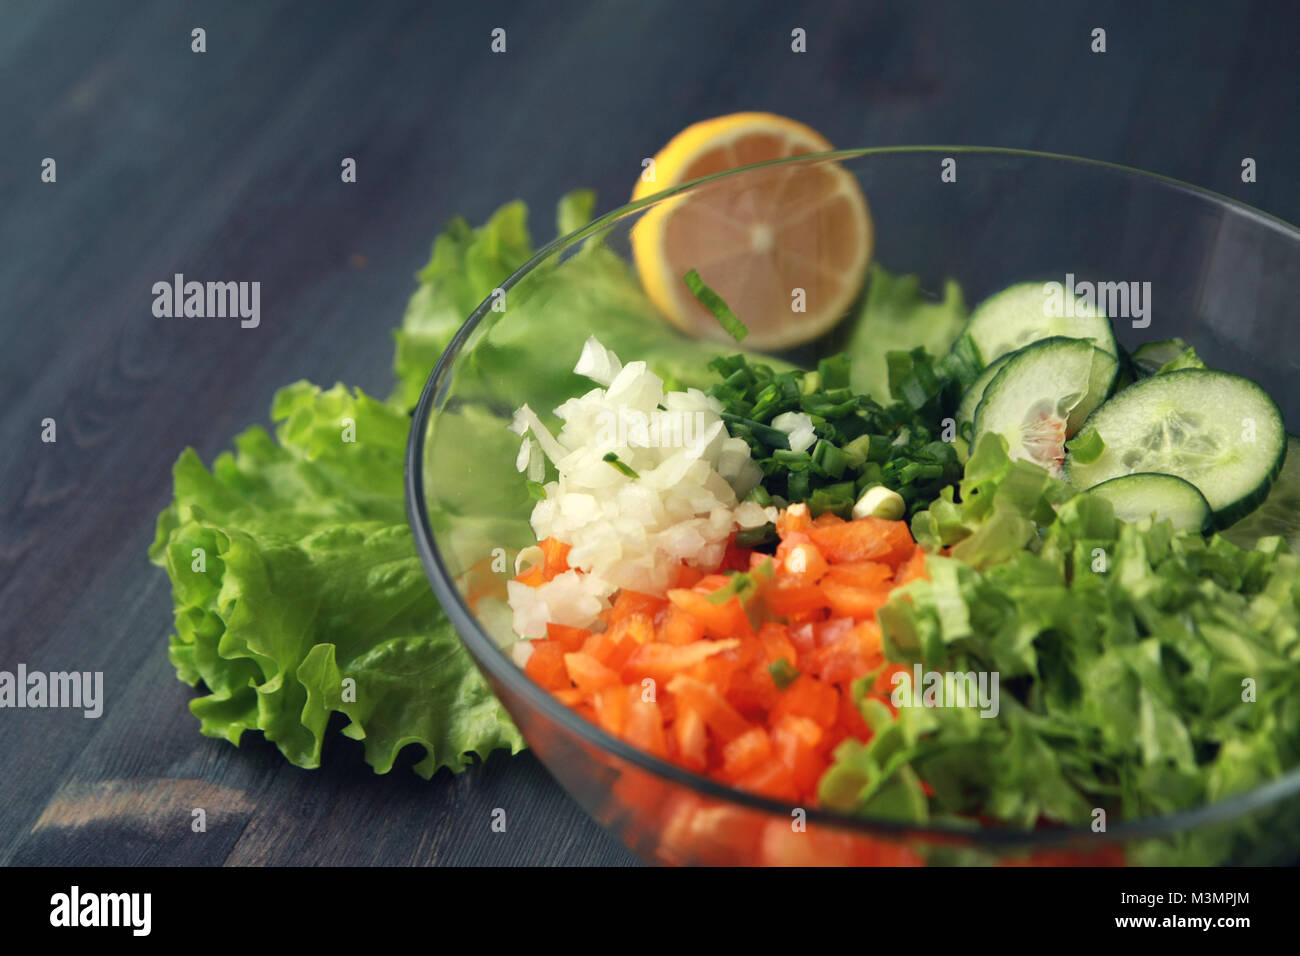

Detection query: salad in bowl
xmin=410 ymin=128 xmax=1300 ymax=866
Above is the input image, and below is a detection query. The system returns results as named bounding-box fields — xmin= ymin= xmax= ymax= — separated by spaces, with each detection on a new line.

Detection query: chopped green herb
xmin=602 ymin=451 xmax=640 ymax=478
xmin=705 ymin=352 xmax=962 ymax=518
xmin=734 ymin=522 xmax=777 ymax=548
xmin=706 ymin=559 xmax=774 ymax=605
xmin=769 ymin=657 xmax=800 ymax=690
xmin=683 ymin=268 xmax=749 ymax=342
xmin=1065 ymin=425 xmax=1105 ymax=464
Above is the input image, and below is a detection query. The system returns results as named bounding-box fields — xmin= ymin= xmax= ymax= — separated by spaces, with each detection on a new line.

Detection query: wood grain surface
xmin=1 ymin=0 xmax=1297 ymax=866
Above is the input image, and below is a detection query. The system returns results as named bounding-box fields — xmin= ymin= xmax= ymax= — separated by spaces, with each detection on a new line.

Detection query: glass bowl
xmin=406 ymin=148 xmax=1300 ymax=865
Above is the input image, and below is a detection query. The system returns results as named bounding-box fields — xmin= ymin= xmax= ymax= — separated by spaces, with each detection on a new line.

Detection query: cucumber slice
xmin=1065 ymin=369 xmax=1286 ymax=526
xmin=1086 ymin=473 xmax=1211 ymax=533
xmin=1222 ymin=436 xmax=1300 ymax=550
xmin=956 ymin=353 xmax=1012 ymax=434
xmin=964 ymin=281 xmax=1119 ymax=366
xmin=972 ymin=337 xmax=1119 ymax=478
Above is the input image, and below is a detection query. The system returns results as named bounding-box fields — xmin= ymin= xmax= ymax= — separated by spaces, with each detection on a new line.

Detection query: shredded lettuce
xmin=824 ymin=435 xmax=1300 ymax=863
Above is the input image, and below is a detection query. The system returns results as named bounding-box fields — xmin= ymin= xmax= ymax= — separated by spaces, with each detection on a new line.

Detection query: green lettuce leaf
xmin=150 ymin=383 xmax=525 ymax=776
xmin=391 ymin=202 xmax=535 ymax=411
xmin=845 ymin=266 xmax=968 ymax=401
xmin=392 ymin=188 xmax=782 ymax=418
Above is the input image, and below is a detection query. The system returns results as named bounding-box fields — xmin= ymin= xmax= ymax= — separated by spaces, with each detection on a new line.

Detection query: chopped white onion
xmin=573 ymin=334 xmax=624 ymax=386
xmin=772 ymin=410 xmax=817 ymax=454
xmin=507 ymin=338 xmax=769 ymax=633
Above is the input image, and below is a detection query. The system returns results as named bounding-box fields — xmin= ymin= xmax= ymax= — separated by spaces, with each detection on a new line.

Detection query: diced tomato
xmin=539 ymin=536 xmax=571 ymax=579
xmin=720 ymin=540 xmax=754 ymax=572
xmin=593 ymin=684 xmax=630 ymax=736
xmin=807 ymin=516 xmax=914 ymax=567
xmin=672 ymin=563 xmax=705 ymax=589
xmin=756 ymin=621 xmax=798 ymax=666
xmin=521 ymin=501 xmax=928 ymax=816
xmin=513 ymin=563 xmax=546 ymax=588
xmin=722 ymin=727 xmax=773 ymax=778
xmin=835 ymin=687 xmax=871 ymax=739
xmin=776 ymin=502 xmax=812 ymax=536
xmin=660 ymin=607 xmax=706 ymax=646
xmin=732 ymin=760 xmax=800 ymax=802
xmin=770 ymin=714 xmax=826 ymax=794
xmin=820 ymin=579 xmax=890 ymax=619
xmin=895 ymin=544 xmax=929 ymax=585
xmin=563 ymin=652 xmax=620 ymax=694
xmin=582 ymin=614 xmax=651 ymax=670
xmin=666 ymin=588 xmax=752 ymax=640
xmin=624 ymin=687 xmax=668 ymax=758
xmin=776 ymin=540 xmax=829 ymax=582
xmin=727 ymin=664 xmax=781 ymax=715
xmin=771 ymin=674 xmax=840 ymax=729
xmin=852 ymin=620 xmax=884 ymax=658
xmin=545 ymin=622 xmax=591 ymax=652
xmin=813 ymin=616 xmax=855 ymax=647
xmin=674 ymin=704 xmax=708 ymax=771
xmin=620 ymin=638 xmax=740 ymax=685
xmin=524 ymin=640 xmax=569 ymax=690
xmin=610 ymin=589 xmax=668 ymax=623
xmin=787 ymin=621 xmax=818 ymax=655
xmin=822 ymin=561 xmax=892 ymax=590
xmin=808 ymin=637 xmax=865 ymax=685
xmin=765 ymin=582 xmax=829 ymax=617
xmin=694 ymin=573 xmax=733 ymax=592
xmin=667 ymin=675 xmax=752 ymax=743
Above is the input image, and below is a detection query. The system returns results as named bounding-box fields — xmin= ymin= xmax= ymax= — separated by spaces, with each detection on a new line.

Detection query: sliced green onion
xmin=734 ymin=522 xmax=777 ymax=548
xmin=769 ymin=658 xmax=800 ymax=690
xmin=683 ymin=268 xmax=749 ymax=342
xmin=603 ymin=452 xmax=639 ymax=478
xmin=1066 ymin=425 xmax=1105 ymax=464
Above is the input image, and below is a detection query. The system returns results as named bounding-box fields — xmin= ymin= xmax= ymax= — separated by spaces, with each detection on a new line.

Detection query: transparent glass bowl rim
xmin=406 ymin=146 xmax=1300 ymax=848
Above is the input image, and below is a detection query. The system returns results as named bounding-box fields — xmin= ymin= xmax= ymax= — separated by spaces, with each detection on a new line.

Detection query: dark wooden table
xmin=2 ymin=0 xmax=1297 ymax=866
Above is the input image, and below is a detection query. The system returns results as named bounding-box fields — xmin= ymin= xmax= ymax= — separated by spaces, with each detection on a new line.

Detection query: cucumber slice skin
xmin=956 ymin=353 xmax=1013 ymax=433
xmin=1086 ymin=473 xmax=1212 ymax=533
xmin=1222 ymin=436 xmax=1300 ymax=551
xmin=972 ymin=337 xmax=1119 ymax=476
xmin=1065 ymin=369 xmax=1286 ymax=528
xmin=964 ymin=282 xmax=1119 ymax=367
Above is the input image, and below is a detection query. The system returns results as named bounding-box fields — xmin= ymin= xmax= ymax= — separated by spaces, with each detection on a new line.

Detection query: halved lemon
xmin=630 ymin=112 xmax=872 ymax=350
